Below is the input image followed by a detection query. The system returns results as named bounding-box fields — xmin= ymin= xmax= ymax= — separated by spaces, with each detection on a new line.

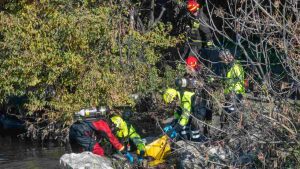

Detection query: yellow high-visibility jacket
xmin=110 ymin=116 xmax=145 ymax=152
xmin=224 ymin=61 xmax=245 ymax=95
xmin=174 ymin=91 xmax=195 ymax=126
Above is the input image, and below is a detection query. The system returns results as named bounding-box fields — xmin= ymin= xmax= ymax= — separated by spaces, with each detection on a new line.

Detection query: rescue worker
xmin=110 ymin=110 xmax=146 ymax=164
xmin=184 ymin=0 xmax=214 ymax=58
xmin=162 ymin=88 xmax=204 ymax=141
xmin=184 ymin=55 xmax=214 ymax=135
xmin=219 ymin=49 xmax=245 ymax=113
xmin=69 ymin=107 xmax=134 ymax=163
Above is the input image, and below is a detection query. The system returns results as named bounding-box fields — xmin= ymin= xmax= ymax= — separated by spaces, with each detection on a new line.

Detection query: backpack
xmin=69 ymin=121 xmax=97 ymax=152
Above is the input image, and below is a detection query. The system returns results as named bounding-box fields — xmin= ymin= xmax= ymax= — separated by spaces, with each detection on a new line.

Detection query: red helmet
xmin=186 ymin=56 xmax=200 ymax=71
xmin=187 ymin=0 xmax=200 ymax=13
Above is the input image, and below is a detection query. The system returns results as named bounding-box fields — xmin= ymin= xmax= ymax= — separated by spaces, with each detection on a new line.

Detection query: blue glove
xmin=163 ymin=125 xmax=177 ymax=139
xmin=170 ymin=130 xmax=177 ymax=138
xmin=125 ymin=152 xmax=134 ymax=164
xmin=163 ymin=125 xmax=173 ymax=132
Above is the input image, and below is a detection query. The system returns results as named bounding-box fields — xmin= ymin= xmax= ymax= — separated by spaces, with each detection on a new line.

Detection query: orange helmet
xmin=187 ymin=0 xmax=200 ymax=13
xmin=186 ymin=56 xmax=200 ymax=71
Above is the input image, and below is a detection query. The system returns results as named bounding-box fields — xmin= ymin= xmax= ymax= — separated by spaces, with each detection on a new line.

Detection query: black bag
xmin=69 ymin=121 xmax=97 ymax=152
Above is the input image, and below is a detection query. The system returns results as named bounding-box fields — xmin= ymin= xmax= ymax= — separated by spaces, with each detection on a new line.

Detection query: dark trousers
xmin=222 ymin=93 xmax=243 ymax=129
xmin=179 ymin=105 xmax=211 ymax=142
xmin=224 ymin=93 xmax=243 ymax=113
xmin=182 ymin=42 xmax=202 ymax=59
xmin=198 ymin=7 xmax=213 ymax=42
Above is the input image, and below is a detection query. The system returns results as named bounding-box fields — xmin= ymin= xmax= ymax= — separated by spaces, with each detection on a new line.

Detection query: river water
xmin=0 ymin=136 xmax=68 ymax=169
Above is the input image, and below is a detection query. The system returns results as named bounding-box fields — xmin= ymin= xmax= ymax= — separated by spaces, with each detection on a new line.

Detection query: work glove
xmin=170 ymin=130 xmax=177 ymax=139
xmin=125 ymin=152 xmax=134 ymax=164
xmin=118 ymin=149 xmax=134 ymax=164
xmin=163 ymin=125 xmax=177 ymax=139
xmin=163 ymin=125 xmax=172 ymax=132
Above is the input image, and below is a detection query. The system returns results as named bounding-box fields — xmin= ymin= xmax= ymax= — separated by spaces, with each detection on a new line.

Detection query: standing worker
xmin=184 ymin=55 xmax=213 ymax=136
xmin=162 ymin=87 xmax=205 ymax=141
xmin=184 ymin=0 xmax=214 ymax=58
xmin=219 ymin=49 xmax=245 ymax=113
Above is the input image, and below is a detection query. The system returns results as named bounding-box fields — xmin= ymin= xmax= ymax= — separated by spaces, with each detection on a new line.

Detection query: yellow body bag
xmin=139 ymin=135 xmax=171 ymax=167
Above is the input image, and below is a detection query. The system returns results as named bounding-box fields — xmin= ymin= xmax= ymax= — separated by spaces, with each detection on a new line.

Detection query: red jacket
xmin=90 ymin=120 xmax=124 ymax=151
xmin=69 ymin=119 xmax=124 ymax=156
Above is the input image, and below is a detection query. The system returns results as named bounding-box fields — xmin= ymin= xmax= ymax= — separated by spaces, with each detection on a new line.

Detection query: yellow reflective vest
xmin=224 ymin=61 xmax=245 ymax=95
xmin=174 ymin=91 xmax=195 ymax=126
xmin=110 ymin=116 xmax=145 ymax=152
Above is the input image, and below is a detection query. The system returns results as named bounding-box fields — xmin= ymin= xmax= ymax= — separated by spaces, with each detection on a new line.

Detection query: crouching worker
xmin=69 ymin=107 xmax=134 ymax=164
xmin=110 ymin=110 xmax=146 ymax=165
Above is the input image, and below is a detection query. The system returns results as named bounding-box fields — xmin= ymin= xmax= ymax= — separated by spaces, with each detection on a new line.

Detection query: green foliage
xmin=0 ymin=0 xmax=179 ymax=124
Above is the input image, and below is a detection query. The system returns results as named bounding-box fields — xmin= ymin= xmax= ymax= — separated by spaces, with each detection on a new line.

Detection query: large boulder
xmin=59 ymin=152 xmax=114 ymax=169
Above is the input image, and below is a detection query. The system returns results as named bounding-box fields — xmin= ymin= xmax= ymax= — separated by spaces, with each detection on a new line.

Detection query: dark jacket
xmin=187 ymin=8 xmax=213 ymax=46
xmin=69 ymin=119 xmax=124 ymax=155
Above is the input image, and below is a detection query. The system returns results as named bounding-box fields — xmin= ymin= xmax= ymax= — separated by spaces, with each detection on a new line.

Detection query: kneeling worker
xmin=69 ymin=107 xmax=134 ymax=163
xmin=110 ymin=110 xmax=146 ymax=164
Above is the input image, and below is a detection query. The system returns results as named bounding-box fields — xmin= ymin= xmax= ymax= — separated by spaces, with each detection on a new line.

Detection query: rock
xmin=207 ymin=146 xmax=226 ymax=161
xmin=175 ymin=140 xmax=234 ymax=169
xmin=59 ymin=152 xmax=114 ymax=169
xmin=175 ymin=141 xmax=204 ymax=169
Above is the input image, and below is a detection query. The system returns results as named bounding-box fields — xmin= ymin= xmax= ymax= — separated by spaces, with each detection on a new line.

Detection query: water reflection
xmin=0 ymin=136 xmax=69 ymax=169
